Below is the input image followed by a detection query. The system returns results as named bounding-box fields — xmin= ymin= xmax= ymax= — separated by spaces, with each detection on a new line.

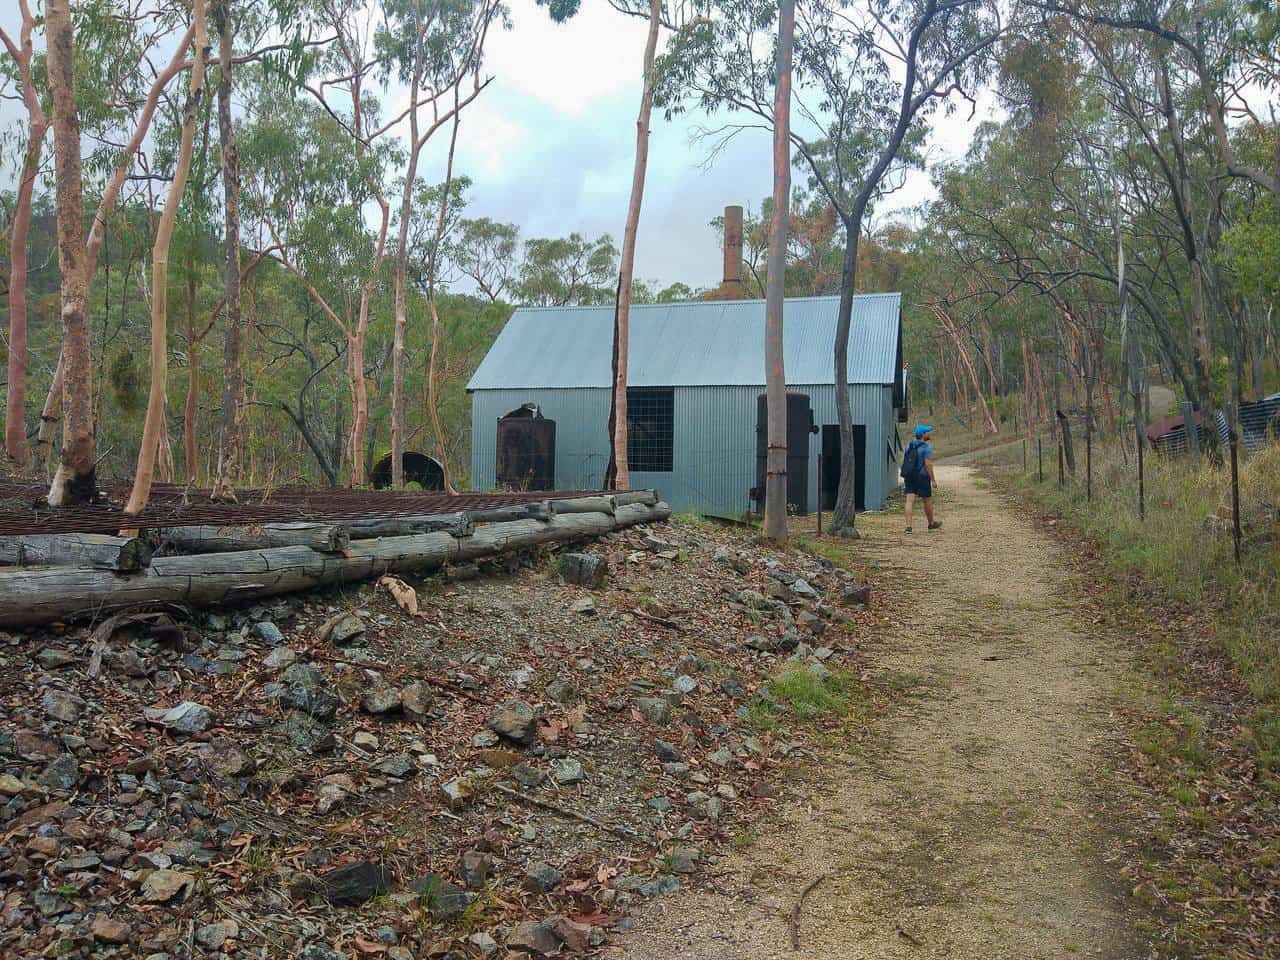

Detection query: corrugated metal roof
xmin=467 ymin=293 xmax=901 ymax=391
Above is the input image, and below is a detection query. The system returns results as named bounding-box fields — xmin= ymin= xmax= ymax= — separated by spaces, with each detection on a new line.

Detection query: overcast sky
xmin=2 ymin=0 xmax=1001 ymax=292
xmin=401 ymin=0 xmax=1001 ymax=292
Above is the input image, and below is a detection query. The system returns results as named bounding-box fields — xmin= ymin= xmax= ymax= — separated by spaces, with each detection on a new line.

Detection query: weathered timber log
xmin=342 ymin=512 xmax=473 ymax=540
xmin=613 ymin=489 xmax=659 ymax=507
xmin=550 ymin=495 xmax=616 ymax=516
xmin=0 ymin=533 xmax=152 ymax=571
xmin=155 ymin=522 xmax=350 ymax=554
xmin=467 ymin=501 xmax=554 ymax=524
xmin=0 ymin=502 xmax=671 ymax=627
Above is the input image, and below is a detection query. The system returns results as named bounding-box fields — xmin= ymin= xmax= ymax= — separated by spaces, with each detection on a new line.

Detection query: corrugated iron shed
xmin=467 ymin=293 xmax=902 ymax=391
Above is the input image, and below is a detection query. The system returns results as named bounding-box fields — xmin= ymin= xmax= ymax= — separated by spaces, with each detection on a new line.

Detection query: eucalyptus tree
xmin=43 ymin=0 xmax=97 ymax=504
xmin=0 ymin=0 xmax=48 ymax=468
xmin=36 ymin=16 xmax=199 ymax=481
xmin=659 ymin=0 xmax=1009 ymax=537
xmin=449 ymin=217 xmax=520 ymax=302
xmin=515 ymin=233 xmax=619 ymax=305
xmin=382 ymin=0 xmax=503 ymax=489
xmin=124 ymin=0 xmax=212 ymax=516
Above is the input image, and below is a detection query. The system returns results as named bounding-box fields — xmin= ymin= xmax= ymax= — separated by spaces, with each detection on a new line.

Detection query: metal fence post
xmin=817 ymin=454 xmax=823 ymax=536
xmin=1058 ymin=440 xmax=1064 ymax=489
xmin=1230 ymin=428 xmax=1241 ymax=566
xmin=1086 ymin=422 xmax=1092 ymax=502
xmin=1137 ymin=425 xmax=1145 ymax=521
xmin=1022 ymin=438 xmax=1027 ymax=473
xmin=1038 ymin=437 xmax=1043 ymax=483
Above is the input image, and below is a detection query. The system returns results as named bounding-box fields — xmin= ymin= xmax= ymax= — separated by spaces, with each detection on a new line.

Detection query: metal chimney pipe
xmin=722 ymin=204 xmax=743 ymax=293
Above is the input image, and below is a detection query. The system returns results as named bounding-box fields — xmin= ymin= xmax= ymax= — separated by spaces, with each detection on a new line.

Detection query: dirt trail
xmin=618 ymin=465 xmax=1144 ymax=960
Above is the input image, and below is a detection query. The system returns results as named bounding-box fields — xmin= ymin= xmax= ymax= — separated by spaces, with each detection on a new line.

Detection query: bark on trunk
xmin=763 ymin=0 xmax=795 ymax=544
xmin=611 ymin=0 xmax=663 ymax=492
xmin=3 ymin=54 xmax=46 ymax=468
xmin=44 ymin=0 xmax=97 ymax=505
xmin=211 ymin=0 xmax=243 ymax=502
xmin=125 ymin=0 xmax=209 ymax=516
xmin=184 ymin=269 xmax=199 ymax=483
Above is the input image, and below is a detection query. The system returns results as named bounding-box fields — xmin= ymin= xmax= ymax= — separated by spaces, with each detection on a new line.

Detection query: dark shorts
xmin=904 ymin=476 xmax=931 ymax=498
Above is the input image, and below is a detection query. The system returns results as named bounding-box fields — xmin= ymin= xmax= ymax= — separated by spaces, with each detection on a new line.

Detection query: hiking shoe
xmin=928 ymin=521 xmax=943 ymax=531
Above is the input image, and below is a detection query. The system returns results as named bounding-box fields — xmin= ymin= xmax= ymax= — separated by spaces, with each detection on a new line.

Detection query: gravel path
xmin=616 ymin=465 xmax=1145 ymax=960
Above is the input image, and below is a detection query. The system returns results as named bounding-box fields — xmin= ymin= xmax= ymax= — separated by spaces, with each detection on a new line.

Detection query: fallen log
xmin=467 ymin=501 xmax=554 ymax=524
xmin=155 ymin=522 xmax=350 ymax=554
xmin=341 ymin=512 xmax=473 ymax=540
xmin=0 ymin=502 xmax=671 ymax=627
xmin=0 ymin=533 xmax=152 ymax=572
xmin=550 ymin=495 xmax=616 ymax=517
xmin=613 ymin=489 xmax=659 ymax=507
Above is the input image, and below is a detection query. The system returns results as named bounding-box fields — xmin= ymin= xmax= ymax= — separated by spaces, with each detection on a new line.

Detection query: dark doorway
xmin=820 ymin=424 xmax=865 ymax=512
xmin=755 ymin=393 xmax=815 ymax=514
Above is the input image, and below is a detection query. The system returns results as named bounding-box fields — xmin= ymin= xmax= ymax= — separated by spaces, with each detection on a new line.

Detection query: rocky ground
xmin=0 ymin=516 xmax=879 ymax=959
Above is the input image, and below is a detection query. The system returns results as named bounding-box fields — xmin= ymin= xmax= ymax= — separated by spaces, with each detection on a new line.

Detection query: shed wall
xmin=471 ymin=384 xmax=900 ymax=515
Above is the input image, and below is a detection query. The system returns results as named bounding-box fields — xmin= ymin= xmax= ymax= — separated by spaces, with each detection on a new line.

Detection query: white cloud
xmin=485 ymin=0 xmax=655 ymax=116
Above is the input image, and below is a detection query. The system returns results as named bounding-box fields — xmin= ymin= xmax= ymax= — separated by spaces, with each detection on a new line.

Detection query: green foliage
xmin=514 ymin=232 xmax=618 ymax=306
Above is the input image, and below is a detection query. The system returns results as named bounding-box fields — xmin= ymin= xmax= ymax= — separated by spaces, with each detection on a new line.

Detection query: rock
xmin=362 ymin=687 xmax=402 ymax=715
xmin=705 ymin=796 xmax=725 ymax=821
xmin=200 ymin=739 xmax=252 ymax=777
xmin=766 ymin=566 xmax=798 ymax=585
xmin=842 ymin=583 xmax=871 ymax=606
xmin=560 ymin=553 xmax=607 ymax=588
xmin=441 ymin=777 xmax=474 ymax=810
xmin=545 ymin=678 xmax=575 ymax=703
xmin=524 ymin=861 xmax=562 ymax=892
xmin=668 ymin=845 xmax=700 ymax=874
xmin=32 ymin=890 xmax=71 ymax=917
xmin=766 ymin=579 xmax=790 ymax=601
xmin=548 ymin=916 xmax=592 ymax=952
xmin=92 ymin=915 xmax=131 ymax=943
xmin=507 ymin=921 xmax=560 ymax=956
xmin=568 ymin=596 xmax=596 ymax=615
xmin=467 ymin=931 xmax=499 ymax=957
xmin=748 ymin=780 xmax=775 ymax=799
xmin=317 ymin=859 xmax=390 ymax=905
xmin=400 ymin=681 xmax=433 ymax=720
xmin=37 ymin=754 xmax=80 ymax=790
xmin=319 ymin=612 xmax=366 ymax=646
xmin=653 ymin=739 xmax=682 ymax=762
xmin=410 ymin=874 xmax=470 ymax=919
xmin=371 ymin=753 xmax=414 ymax=778
xmin=672 ymin=674 xmax=697 ymax=695
xmin=316 ymin=774 xmax=354 ymax=814
xmin=15 ymin=732 xmax=59 ymax=762
xmin=0 ymin=773 xmax=26 ymax=796
xmin=282 ymin=713 xmax=335 ymax=754
xmin=706 ymin=747 xmax=733 ymax=767
xmin=813 ymin=646 xmax=834 ymax=661
xmin=511 ymin=763 xmax=547 ymax=788
xmin=353 ymin=731 xmax=381 ymax=750
xmin=254 ymin=621 xmax=285 ymax=644
xmin=263 ymin=647 xmax=297 ymax=670
xmin=713 ymin=547 xmax=732 ymax=564
xmin=488 ymin=700 xmax=537 ymax=746
xmin=744 ymin=634 xmax=780 ymax=653
xmin=638 ymin=874 xmax=680 ymax=898
xmin=195 ymin=920 xmax=238 ymax=950
xmin=300 ymin=946 xmax=343 ymax=960
xmin=116 ymin=647 xmax=150 ymax=677
xmin=634 ymin=697 xmax=671 ymax=725
xmin=790 ymin=578 xmax=820 ymax=598
xmin=279 ymin=665 xmax=340 ymax=720
xmin=158 ymin=701 xmax=213 ymax=734
xmin=36 ymin=648 xmax=78 ymax=671
xmin=42 ymin=689 xmax=86 ymax=723
xmin=460 ymin=850 xmax=493 ymax=889
xmin=141 ymin=869 xmax=195 ymax=902
xmin=550 ymin=758 xmax=584 ymax=785
xmin=807 ymin=660 xmax=833 ymax=682
xmin=798 ymin=610 xmax=825 ymax=635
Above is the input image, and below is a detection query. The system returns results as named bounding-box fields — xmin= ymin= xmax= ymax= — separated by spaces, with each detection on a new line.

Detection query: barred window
xmin=627 ymin=389 xmax=674 ymax=472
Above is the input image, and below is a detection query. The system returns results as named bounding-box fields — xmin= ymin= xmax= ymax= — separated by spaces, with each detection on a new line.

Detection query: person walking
xmin=902 ymin=424 xmax=941 ymax=533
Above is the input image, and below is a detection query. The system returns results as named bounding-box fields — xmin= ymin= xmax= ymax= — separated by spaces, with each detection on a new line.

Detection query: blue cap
xmin=914 ymin=424 xmax=934 ymax=438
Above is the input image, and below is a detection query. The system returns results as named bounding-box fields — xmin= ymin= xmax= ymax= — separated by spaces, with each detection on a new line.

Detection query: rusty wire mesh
xmin=0 ymin=481 xmax=598 ymax=536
